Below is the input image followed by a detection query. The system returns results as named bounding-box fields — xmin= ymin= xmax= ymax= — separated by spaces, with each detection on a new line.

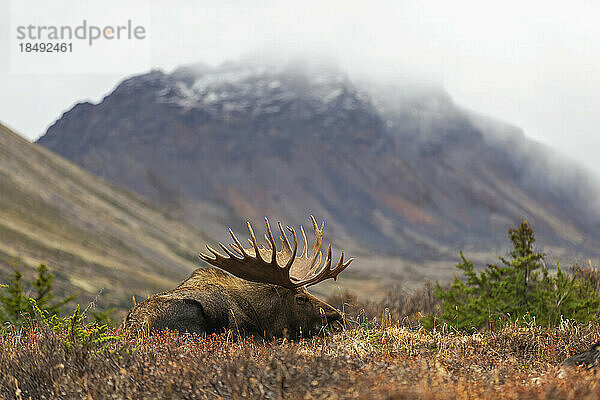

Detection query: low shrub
xmin=428 ymin=219 xmax=600 ymax=331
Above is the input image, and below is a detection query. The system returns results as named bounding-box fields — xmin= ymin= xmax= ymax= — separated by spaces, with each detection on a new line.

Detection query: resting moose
xmin=123 ymin=217 xmax=353 ymax=339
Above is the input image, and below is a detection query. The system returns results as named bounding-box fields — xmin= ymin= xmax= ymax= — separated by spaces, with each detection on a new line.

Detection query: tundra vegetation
xmin=3 ymin=219 xmax=600 ymax=399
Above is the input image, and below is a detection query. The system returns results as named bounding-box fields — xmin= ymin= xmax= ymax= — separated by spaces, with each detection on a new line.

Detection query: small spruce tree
xmin=32 ymin=263 xmax=74 ymax=316
xmin=0 ymin=263 xmax=75 ymax=327
xmin=0 ymin=268 xmax=29 ymax=325
xmin=430 ymin=218 xmax=600 ymax=331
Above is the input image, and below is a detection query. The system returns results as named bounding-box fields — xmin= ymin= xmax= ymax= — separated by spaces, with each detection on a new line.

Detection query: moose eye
xmin=295 ymin=295 xmax=308 ymax=304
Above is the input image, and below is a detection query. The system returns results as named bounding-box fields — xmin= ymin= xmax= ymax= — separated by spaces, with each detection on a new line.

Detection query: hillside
xmin=0 ymin=122 xmax=213 ymax=308
xmin=37 ymin=57 xmax=600 ymax=281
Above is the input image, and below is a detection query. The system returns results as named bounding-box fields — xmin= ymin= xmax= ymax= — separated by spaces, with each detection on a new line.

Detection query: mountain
xmin=37 ymin=57 xmax=600 ymax=282
xmin=0 ymin=121 xmax=212 ymax=309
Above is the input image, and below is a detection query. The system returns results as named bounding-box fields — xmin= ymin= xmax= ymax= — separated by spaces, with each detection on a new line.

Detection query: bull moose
xmin=123 ymin=216 xmax=353 ymax=339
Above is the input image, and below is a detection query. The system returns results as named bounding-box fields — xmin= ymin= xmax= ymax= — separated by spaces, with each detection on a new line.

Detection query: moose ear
xmin=295 ymin=294 xmax=309 ymax=305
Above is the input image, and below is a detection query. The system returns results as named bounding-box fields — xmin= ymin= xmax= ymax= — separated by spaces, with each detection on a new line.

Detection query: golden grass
xmin=2 ymin=318 xmax=600 ymax=399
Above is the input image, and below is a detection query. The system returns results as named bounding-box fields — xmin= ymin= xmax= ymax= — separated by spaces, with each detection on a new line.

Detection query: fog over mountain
xmin=37 ymin=57 xmax=600 ymax=280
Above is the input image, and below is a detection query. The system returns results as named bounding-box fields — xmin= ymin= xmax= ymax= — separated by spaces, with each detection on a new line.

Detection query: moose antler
xmin=198 ymin=216 xmax=353 ymax=288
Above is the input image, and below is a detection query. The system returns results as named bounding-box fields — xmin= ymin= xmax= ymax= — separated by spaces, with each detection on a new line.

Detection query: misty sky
xmin=1 ymin=0 xmax=599 ymax=176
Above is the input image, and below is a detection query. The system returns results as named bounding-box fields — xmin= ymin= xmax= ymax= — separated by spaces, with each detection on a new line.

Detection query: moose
xmin=562 ymin=341 xmax=600 ymax=369
xmin=123 ymin=216 xmax=353 ymax=339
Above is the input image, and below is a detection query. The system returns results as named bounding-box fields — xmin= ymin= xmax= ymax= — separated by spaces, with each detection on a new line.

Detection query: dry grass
xmin=2 ymin=317 xmax=600 ymax=399
xmin=571 ymin=263 xmax=600 ymax=292
xmin=327 ymin=281 xmax=441 ymax=325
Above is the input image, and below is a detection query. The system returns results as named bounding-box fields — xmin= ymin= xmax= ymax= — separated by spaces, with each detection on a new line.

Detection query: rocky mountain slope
xmin=37 ymin=58 xmax=600 ymax=280
xmin=0 ymin=122 xmax=212 ymax=308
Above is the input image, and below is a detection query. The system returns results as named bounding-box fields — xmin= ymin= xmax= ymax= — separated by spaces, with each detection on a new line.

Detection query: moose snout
xmin=327 ymin=308 xmax=342 ymax=322
xmin=317 ymin=305 xmax=344 ymax=332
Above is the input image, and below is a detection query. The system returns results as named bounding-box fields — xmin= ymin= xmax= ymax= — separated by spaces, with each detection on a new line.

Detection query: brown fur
xmin=123 ymin=268 xmax=342 ymax=339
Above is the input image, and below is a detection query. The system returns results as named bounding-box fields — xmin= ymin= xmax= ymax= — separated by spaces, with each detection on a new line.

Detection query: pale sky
xmin=1 ymin=0 xmax=599 ymax=176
